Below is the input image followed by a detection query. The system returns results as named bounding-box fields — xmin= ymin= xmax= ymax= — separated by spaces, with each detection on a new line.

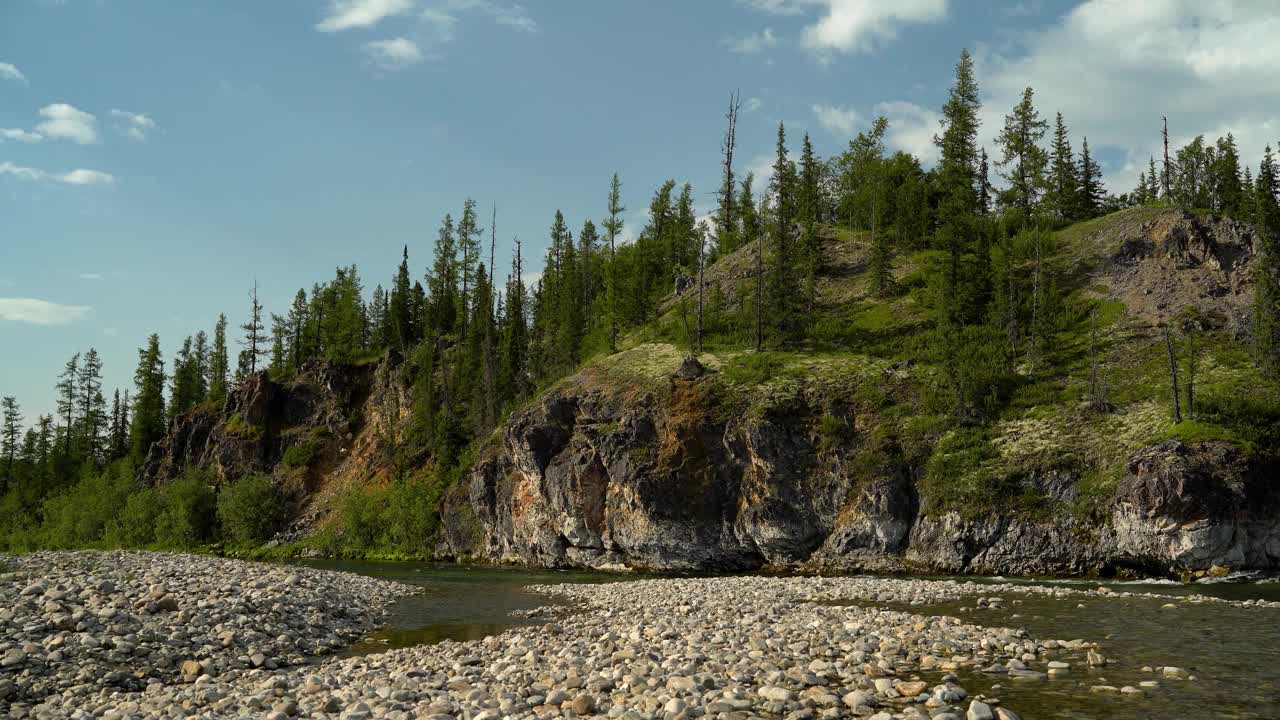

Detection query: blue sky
xmin=3 ymin=0 xmax=1278 ymax=423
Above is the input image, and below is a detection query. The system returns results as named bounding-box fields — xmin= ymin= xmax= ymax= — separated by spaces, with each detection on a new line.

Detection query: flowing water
xmin=291 ymin=560 xmax=1280 ymax=719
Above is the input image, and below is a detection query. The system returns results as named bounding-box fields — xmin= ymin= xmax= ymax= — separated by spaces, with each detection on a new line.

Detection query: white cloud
xmin=109 ymin=109 xmax=157 ymax=142
xmin=316 ymin=0 xmax=414 ymax=31
xmin=0 ymin=63 xmax=26 ymax=83
xmin=875 ymin=100 xmax=941 ymax=166
xmin=0 ymin=298 xmax=92 ymax=326
xmin=802 ymin=0 xmax=947 ymax=54
xmin=0 ymin=161 xmax=115 ymax=186
xmin=35 ymin=103 xmax=99 ymax=144
xmin=0 ymin=128 xmax=42 ymax=143
xmin=726 ymin=27 xmax=778 ymax=55
xmin=741 ymin=0 xmax=948 ymax=55
xmin=364 ymin=37 xmax=425 ymax=68
xmin=977 ymin=0 xmax=1280 ymax=191
xmin=812 ymin=104 xmax=859 ymax=136
xmin=57 ymin=169 xmax=115 ymax=186
xmin=444 ymin=0 xmax=538 ymax=33
xmin=79 ymin=272 xmax=104 ymax=281
xmin=744 ymin=97 xmax=764 ymax=113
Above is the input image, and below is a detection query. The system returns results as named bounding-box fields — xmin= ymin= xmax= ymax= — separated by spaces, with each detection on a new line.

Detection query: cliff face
xmin=439 ymin=370 xmax=1280 ymax=577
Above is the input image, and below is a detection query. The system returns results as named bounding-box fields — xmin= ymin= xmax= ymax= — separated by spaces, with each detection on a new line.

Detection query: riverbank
xmin=3 ymin=552 xmax=1278 ymax=718
xmin=0 ymin=551 xmax=416 ymax=714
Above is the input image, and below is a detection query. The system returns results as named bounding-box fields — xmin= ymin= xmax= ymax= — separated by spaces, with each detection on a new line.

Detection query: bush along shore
xmin=5 ymin=554 xmax=1277 ymax=719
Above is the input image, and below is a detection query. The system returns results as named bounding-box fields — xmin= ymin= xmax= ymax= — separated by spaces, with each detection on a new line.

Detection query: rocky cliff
xmin=435 ymin=345 xmax=1280 ymax=577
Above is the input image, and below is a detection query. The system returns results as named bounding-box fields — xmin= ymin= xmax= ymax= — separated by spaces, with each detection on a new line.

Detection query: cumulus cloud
xmin=316 ymin=0 xmax=414 ymax=31
xmin=364 ymin=37 xmax=425 ymax=68
xmin=109 ymin=109 xmax=157 ymax=142
xmin=0 ymin=161 xmax=115 ymax=186
xmin=0 ymin=63 xmax=26 ymax=83
xmin=875 ymin=100 xmax=941 ymax=166
xmin=812 ymin=104 xmax=859 ymax=136
xmin=742 ymin=0 xmax=948 ymax=55
xmin=0 ymin=298 xmax=92 ymax=326
xmin=0 ymin=128 xmax=42 ymax=143
xmin=726 ymin=28 xmax=778 ymax=55
xmin=35 ymin=103 xmax=99 ymax=144
xmin=445 ymin=0 xmax=538 ymax=33
xmin=976 ymin=0 xmax=1280 ymax=190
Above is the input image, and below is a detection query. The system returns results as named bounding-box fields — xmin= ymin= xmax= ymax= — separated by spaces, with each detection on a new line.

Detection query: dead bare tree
xmin=717 ymin=90 xmax=741 ymax=248
xmin=1161 ymin=116 xmax=1172 ymax=201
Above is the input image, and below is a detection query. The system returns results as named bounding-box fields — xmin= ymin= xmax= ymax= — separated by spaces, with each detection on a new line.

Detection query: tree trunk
xmin=1165 ymin=324 xmax=1182 ymax=423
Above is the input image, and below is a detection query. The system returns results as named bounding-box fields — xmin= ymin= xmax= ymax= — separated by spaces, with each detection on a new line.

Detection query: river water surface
xmin=294 ymin=560 xmax=1280 ymax=720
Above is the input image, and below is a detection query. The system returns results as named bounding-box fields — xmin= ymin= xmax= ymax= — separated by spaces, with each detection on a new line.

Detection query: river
xmin=294 ymin=560 xmax=1280 ymax=719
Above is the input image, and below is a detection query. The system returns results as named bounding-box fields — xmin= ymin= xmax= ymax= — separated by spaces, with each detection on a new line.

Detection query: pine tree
xmin=192 ymin=330 xmax=209 ymax=400
xmin=864 ymin=122 xmax=893 ymax=295
xmin=389 ymin=245 xmax=415 ymax=349
xmin=108 ymin=388 xmax=128 ymax=460
xmin=499 ymin=236 xmax=529 ymax=403
xmin=977 ymin=148 xmax=992 ymax=216
xmin=368 ymin=285 xmax=386 ymax=351
xmin=1147 ymin=156 xmax=1160 ymax=203
xmin=269 ymin=313 xmax=288 ymax=375
xmin=578 ymin=219 xmax=600 ymax=326
xmin=208 ymin=314 xmax=229 ymax=405
xmin=1077 ymin=138 xmax=1104 ymax=218
xmin=1046 ymin=111 xmax=1078 ymax=220
xmin=995 ymin=87 xmax=1049 ymax=227
xmin=238 ymin=280 xmax=267 ymax=376
xmin=130 ymin=334 xmax=166 ymax=465
xmin=604 ymin=174 xmax=625 ymax=353
xmin=738 ymin=173 xmax=763 ymax=350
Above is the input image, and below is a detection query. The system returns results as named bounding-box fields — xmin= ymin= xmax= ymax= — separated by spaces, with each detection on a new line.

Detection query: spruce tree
xmin=389 ymin=245 xmax=415 ymax=349
xmin=1046 ymin=111 xmax=1078 ymax=221
xmin=238 ymin=280 xmax=267 ymax=376
xmin=1213 ymin=133 xmax=1243 ymax=216
xmin=457 ymin=198 xmax=483 ymax=341
xmin=429 ymin=217 xmax=458 ymax=338
xmin=934 ymin=48 xmax=983 ymax=328
xmin=1 ymin=395 xmax=20 ymax=493
xmin=1255 ymin=145 xmax=1280 ymax=376
xmin=717 ymin=91 xmax=741 ymax=255
xmin=192 ymin=330 xmax=209 ymax=400
xmin=799 ymin=132 xmax=822 ymax=309
xmin=130 ymin=334 xmax=166 ymax=465
xmin=1077 ymin=138 xmax=1104 ymax=218
xmin=994 ymin=87 xmax=1049 ymax=227
xmin=1147 ymin=156 xmax=1160 ymax=203
xmin=604 ymin=174 xmax=625 ymax=353
xmin=208 ymin=314 xmax=229 ymax=405
xmin=54 ymin=353 xmax=80 ymax=457
xmin=768 ymin=122 xmax=797 ymax=339
xmin=499 ymin=236 xmax=529 ymax=403
xmin=77 ymin=347 xmax=104 ymax=461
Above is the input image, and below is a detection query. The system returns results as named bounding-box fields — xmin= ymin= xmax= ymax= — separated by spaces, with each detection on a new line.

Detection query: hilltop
xmin=132 ymin=205 xmax=1280 ymax=577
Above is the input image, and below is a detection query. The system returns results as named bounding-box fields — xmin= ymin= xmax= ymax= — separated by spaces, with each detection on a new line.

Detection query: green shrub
xmin=154 ymin=471 xmax=217 ymax=548
xmin=224 ymin=412 xmax=262 ymax=438
xmin=216 ymin=473 xmax=282 ymax=545
xmin=106 ymin=487 xmax=163 ymax=546
xmin=36 ymin=461 xmax=135 ymax=548
xmin=722 ymin=353 xmax=789 ymax=386
xmin=281 ymin=442 xmax=317 ymax=468
xmin=339 ymin=484 xmax=386 ymax=550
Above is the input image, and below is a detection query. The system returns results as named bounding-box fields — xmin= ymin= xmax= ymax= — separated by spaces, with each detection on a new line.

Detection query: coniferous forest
xmin=4 ymin=49 xmax=1280 ymax=555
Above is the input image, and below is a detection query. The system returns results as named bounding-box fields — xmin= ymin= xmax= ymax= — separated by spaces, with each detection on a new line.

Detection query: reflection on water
xmin=289 ymin=559 xmax=1280 ymax=719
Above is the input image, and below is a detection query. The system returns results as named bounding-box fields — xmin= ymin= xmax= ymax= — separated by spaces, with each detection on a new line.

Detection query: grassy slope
xmin=567 ymin=208 xmax=1279 ymax=523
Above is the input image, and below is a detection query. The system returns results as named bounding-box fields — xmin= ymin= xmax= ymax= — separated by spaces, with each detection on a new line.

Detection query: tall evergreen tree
xmin=768 ymin=121 xmax=798 ymax=340
xmin=1077 ymin=137 xmax=1105 ymax=218
xmin=934 ymin=48 xmax=983 ymax=328
xmin=499 ymin=236 xmax=529 ymax=403
xmin=1 ymin=395 xmax=20 ymax=493
xmin=457 ymin=198 xmax=483 ymax=341
xmin=604 ymin=174 xmax=625 ymax=353
xmin=1046 ymin=111 xmax=1078 ymax=220
xmin=238 ymin=280 xmax=267 ymax=376
xmin=1213 ymin=133 xmax=1244 ymax=216
xmin=389 ymin=245 xmax=415 ymax=349
xmin=77 ymin=347 xmax=105 ymax=461
xmin=798 ymin=132 xmax=822 ymax=310
xmin=108 ymin=388 xmax=129 ymax=460
xmin=1255 ymin=145 xmax=1280 ymax=376
xmin=428 ymin=217 xmax=459 ymax=338
xmin=129 ymin=334 xmax=166 ymax=465
xmin=995 ymin=87 xmax=1049 ymax=227
xmin=54 ymin=352 xmax=80 ymax=457
xmin=208 ymin=314 xmax=229 ymax=405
